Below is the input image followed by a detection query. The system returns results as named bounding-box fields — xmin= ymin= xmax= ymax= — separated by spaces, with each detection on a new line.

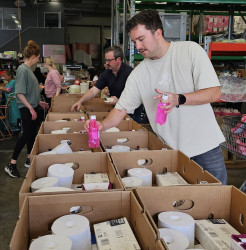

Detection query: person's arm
xmin=101 ymin=108 xmax=127 ymax=131
xmin=0 ymin=86 xmax=12 ymax=93
xmin=51 ymin=71 xmax=62 ymax=96
xmin=17 ymin=93 xmax=37 ymax=120
xmin=84 ymin=108 xmax=127 ymax=132
xmin=154 ymin=86 xmax=221 ymax=113
xmin=71 ymin=86 xmax=100 ymax=111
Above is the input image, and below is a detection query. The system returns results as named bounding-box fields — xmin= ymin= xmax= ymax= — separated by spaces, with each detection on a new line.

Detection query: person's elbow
xmin=212 ymin=87 xmax=221 ymax=102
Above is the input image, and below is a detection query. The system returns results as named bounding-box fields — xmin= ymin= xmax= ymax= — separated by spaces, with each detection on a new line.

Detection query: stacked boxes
xmin=10 ymin=94 xmax=246 ymax=250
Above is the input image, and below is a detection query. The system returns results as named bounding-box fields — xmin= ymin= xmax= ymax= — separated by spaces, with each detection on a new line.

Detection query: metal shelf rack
xmin=127 ymin=0 xmax=246 ymax=67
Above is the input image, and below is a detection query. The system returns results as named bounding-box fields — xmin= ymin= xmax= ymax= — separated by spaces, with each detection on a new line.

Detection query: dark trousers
xmin=12 ymin=107 xmax=39 ymax=160
xmin=46 ymin=97 xmax=52 ymax=109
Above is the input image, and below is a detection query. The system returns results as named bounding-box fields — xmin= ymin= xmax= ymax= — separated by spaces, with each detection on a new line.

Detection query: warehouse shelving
xmin=126 ymin=0 xmax=246 ymax=67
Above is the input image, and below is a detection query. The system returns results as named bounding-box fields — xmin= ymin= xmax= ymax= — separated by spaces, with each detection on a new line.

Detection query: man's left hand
xmin=154 ymin=88 xmax=179 ymax=113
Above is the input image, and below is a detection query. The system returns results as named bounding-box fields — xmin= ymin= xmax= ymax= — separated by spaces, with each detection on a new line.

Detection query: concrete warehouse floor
xmin=0 ymin=133 xmax=246 ymax=250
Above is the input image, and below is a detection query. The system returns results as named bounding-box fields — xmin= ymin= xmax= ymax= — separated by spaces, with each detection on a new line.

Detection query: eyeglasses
xmin=105 ymin=58 xmax=116 ymax=63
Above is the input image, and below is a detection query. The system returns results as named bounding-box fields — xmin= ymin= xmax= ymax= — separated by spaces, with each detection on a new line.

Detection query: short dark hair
xmin=126 ymin=9 xmax=164 ymax=37
xmin=105 ymin=46 xmax=123 ymax=60
xmin=5 ymin=70 xmax=15 ymax=79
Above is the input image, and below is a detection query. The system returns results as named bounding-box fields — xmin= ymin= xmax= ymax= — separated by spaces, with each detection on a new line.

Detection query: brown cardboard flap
xmin=50 ymin=106 xmax=82 ymax=112
xmin=10 ymin=198 xmax=29 ymax=250
xmin=130 ymin=193 xmax=162 ymax=249
xmin=87 ymin=111 xmax=111 ymax=121
xmin=230 ymin=186 xmax=246 ymax=233
xmin=100 ymin=131 xmax=170 ymax=151
xmin=31 ymin=133 xmax=102 ymax=155
xmin=45 ymin=112 xmax=87 ymax=122
xmin=84 ymin=105 xmax=113 ymax=112
xmin=42 ymin=121 xmax=85 ymax=134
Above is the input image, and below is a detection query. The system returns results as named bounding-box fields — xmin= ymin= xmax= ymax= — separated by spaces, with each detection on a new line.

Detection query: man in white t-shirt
xmin=86 ymin=9 xmax=227 ymax=185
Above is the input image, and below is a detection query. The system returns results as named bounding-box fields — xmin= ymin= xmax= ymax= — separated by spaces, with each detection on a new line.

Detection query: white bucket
xmin=80 ymin=82 xmax=89 ymax=94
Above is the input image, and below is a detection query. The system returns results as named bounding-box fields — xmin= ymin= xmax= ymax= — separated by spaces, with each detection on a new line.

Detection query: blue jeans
xmin=191 ymin=146 xmax=227 ymax=185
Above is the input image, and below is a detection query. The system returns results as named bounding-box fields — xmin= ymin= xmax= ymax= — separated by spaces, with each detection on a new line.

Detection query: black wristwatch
xmin=176 ymin=94 xmax=186 ymax=108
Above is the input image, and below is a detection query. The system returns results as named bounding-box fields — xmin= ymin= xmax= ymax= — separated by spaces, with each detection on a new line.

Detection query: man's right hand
xmin=29 ymin=107 xmax=37 ymax=120
xmin=84 ymin=120 xmax=103 ymax=132
xmin=71 ymin=101 xmax=81 ymax=112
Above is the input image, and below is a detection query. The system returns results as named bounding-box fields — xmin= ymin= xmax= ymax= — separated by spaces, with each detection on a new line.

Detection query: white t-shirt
xmin=115 ymin=41 xmax=225 ymax=157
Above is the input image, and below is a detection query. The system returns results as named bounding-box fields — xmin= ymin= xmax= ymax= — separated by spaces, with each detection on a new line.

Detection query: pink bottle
xmin=156 ymin=94 xmax=169 ymax=125
xmin=88 ymin=115 xmax=100 ymax=148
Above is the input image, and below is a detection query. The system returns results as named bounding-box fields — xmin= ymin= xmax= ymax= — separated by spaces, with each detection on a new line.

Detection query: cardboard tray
xmin=45 ymin=112 xmax=87 ymax=122
xmin=30 ymin=133 xmax=102 ymax=160
xmin=39 ymin=120 xmax=145 ymax=134
xmin=11 ymin=191 xmax=164 ymax=250
xmin=19 ymin=152 xmax=124 ymax=212
xmin=110 ymin=150 xmax=221 ymax=189
xmin=134 ymin=185 xmax=246 ymax=249
xmin=39 ymin=121 xmax=86 ymax=134
xmin=100 ymin=130 xmax=172 ymax=151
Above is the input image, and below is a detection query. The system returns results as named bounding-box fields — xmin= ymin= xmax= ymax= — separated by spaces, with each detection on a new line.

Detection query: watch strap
xmin=176 ymin=94 xmax=186 ymax=108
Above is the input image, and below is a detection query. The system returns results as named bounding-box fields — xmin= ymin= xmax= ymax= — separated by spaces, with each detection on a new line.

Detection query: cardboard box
xmin=110 ymin=150 xmax=221 ymax=189
xmin=100 ymin=131 xmax=172 ymax=151
xmin=30 ymin=133 xmax=102 ymax=160
xmin=50 ymin=105 xmax=83 ymax=112
xmin=19 ymin=152 xmax=123 ymax=211
xmin=86 ymin=111 xmax=132 ymax=121
xmin=39 ymin=121 xmax=86 ymax=134
xmin=11 ymin=191 xmax=164 ymax=250
xmin=135 ymin=186 xmax=246 ymax=249
xmin=39 ymin=120 xmax=145 ymax=134
xmin=45 ymin=112 xmax=87 ymax=122
xmin=52 ymin=97 xmax=105 ymax=108
xmin=83 ymin=104 xmax=113 ymax=112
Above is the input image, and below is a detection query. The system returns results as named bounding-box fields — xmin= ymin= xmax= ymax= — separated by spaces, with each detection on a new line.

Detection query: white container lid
xmin=162 ymin=94 xmax=168 ymax=100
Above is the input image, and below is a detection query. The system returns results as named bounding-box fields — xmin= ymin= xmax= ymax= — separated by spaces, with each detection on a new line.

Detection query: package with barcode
xmin=93 ymin=217 xmax=141 ymax=250
xmin=231 ymin=234 xmax=246 ymax=250
xmin=195 ymin=219 xmax=240 ymax=250
xmin=156 ymin=172 xmax=188 ymax=186
xmin=84 ymin=173 xmax=109 ymax=183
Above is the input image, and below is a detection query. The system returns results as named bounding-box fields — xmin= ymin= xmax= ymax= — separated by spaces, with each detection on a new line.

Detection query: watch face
xmin=179 ymin=94 xmax=186 ymax=105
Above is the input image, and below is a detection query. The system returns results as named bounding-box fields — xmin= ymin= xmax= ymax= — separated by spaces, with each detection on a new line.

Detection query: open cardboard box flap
xmin=45 ymin=112 xmax=87 ymax=122
xmin=110 ymin=150 xmax=221 ymax=187
xmin=100 ymin=130 xmax=171 ymax=151
xmin=11 ymin=191 xmax=164 ymax=250
xmin=30 ymin=133 xmax=102 ymax=159
xmin=19 ymin=152 xmax=123 ymax=211
xmin=135 ymin=185 xmax=246 ymax=236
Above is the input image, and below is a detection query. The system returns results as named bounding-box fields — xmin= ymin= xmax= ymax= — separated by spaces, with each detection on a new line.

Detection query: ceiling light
xmin=14 ymin=20 xmax=19 ymax=23
xmin=12 ymin=15 xmax=16 ymax=19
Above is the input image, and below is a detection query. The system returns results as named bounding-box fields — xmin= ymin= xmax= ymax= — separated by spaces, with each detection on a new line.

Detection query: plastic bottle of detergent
xmin=88 ymin=115 xmax=100 ymax=148
xmin=156 ymin=94 xmax=169 ymax=125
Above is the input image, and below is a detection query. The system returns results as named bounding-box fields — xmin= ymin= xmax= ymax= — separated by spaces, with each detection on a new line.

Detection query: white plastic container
xmin=80 ymin=82 xmax=89 ymax=94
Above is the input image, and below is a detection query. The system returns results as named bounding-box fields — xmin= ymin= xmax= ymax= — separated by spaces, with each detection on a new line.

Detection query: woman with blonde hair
xmin=44 ymin=56 xmax=62 ymax=107
xmin=5 ymin=40 xmax=49 ymax=178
